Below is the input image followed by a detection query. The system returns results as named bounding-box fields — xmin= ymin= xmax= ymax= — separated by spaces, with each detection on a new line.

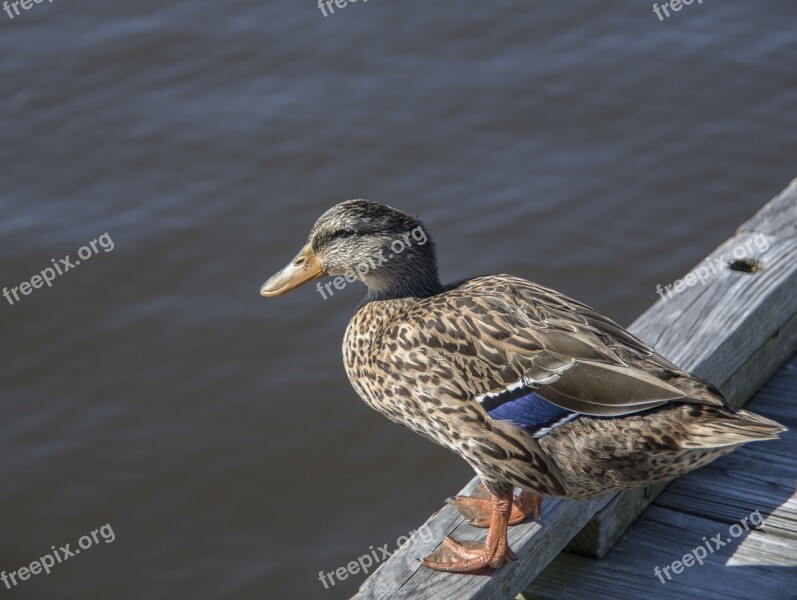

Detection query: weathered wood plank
xmin=353 ymin=484 xmax=615 ymax=600
xmin=653 ymin=356 xmax=797 ymax=542
xmin=738 ymin=177 xmax=797 ymax=237
xmin=355 ymin=180 xmax=797 ymax=599
xmin=569 ymin=180 xmax=797 ymax=558
xmin=568 ymin=309 xmax=797 ymax=557
xmin=524 ymin=354 xmax=797 ymax=599
xmin=521 ymin=507 xmax=797 ymax=600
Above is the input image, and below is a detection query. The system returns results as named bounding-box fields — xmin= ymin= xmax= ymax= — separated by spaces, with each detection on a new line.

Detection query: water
xmin=1 ymin=1 xmax=796 ymax=598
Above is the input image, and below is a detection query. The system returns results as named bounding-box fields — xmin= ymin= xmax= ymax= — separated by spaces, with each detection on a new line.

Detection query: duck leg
xmin=421 ymin=491 xmax=517 ymax=572
xmin=448 ymin=482 xmax=542 ymax=527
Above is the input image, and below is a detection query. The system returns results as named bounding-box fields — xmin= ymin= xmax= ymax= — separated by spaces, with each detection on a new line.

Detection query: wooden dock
xmin=354 ymin=179 xmax=797 ymax=600
xmin=522 ymin=353 xmax=797 ymax=600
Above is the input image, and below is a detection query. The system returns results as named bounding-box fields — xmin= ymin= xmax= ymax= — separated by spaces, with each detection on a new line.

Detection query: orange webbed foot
xmin=422 ymin=491 xmax=518 ymax=573
xmin=421 ymin=535 xmax=516 ymax=572
xmin=448 ymin=483 xmax=542 ymax=527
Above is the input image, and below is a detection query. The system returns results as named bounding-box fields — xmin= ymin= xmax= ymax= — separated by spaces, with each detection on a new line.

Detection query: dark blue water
xmin=1 ymin=1 xmax=796 ymax=598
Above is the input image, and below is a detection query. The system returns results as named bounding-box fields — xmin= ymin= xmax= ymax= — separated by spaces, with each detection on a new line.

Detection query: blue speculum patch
xmin=482 ymin=387 xmax=577 ymax=436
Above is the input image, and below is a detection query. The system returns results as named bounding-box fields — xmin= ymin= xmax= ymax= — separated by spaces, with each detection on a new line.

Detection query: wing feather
xmin=394 ymin=275 xmax=714 ymax=420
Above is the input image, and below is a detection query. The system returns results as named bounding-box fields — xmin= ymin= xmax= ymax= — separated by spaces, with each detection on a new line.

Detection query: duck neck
xmin=362 ymin=263 xmax=443 ymax=303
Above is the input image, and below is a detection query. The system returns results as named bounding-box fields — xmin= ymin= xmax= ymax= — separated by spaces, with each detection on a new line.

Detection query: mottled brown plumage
xmin=261 ymin=199 xmax=786 ymax=572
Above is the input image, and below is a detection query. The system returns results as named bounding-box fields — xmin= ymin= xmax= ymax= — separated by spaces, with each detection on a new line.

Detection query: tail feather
xmin=679 ymin=407 xmax=787 ymax=449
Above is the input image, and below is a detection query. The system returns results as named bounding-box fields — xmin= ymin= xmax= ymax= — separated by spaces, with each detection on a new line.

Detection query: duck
xmin=259 ymin=199 xmax=786 ymax=573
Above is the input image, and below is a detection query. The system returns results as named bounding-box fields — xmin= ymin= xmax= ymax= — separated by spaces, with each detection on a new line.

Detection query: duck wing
xmin=396 ymin=274 xmax=723 ymax=425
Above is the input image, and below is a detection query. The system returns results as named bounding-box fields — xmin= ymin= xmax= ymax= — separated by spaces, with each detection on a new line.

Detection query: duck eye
xmin=332 ymin=229 xmax=356 ymax=239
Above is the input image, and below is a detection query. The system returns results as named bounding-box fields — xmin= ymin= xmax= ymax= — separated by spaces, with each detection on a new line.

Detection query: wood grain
xmin=570 ymin=178 xmax=797 ymax=558
xmin=523 ymin=354 xmax=797 ymax=600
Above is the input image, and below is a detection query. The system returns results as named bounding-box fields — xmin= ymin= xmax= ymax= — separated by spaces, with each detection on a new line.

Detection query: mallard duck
xmin=260 ymin=200 xmax=786 ymax=573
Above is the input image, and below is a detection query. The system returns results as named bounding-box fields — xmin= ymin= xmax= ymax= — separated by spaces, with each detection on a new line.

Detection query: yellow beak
xmin=260 ymin=244 xmax=327 ymax=297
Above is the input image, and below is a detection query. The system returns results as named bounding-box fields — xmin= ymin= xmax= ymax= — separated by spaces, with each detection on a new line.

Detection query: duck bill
xmin=260 ymin=244 xmax=326 ymax=297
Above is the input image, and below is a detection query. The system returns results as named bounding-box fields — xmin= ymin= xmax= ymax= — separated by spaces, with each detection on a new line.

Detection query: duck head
xmin=260 ymin=200 xmax=442 ymax=301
